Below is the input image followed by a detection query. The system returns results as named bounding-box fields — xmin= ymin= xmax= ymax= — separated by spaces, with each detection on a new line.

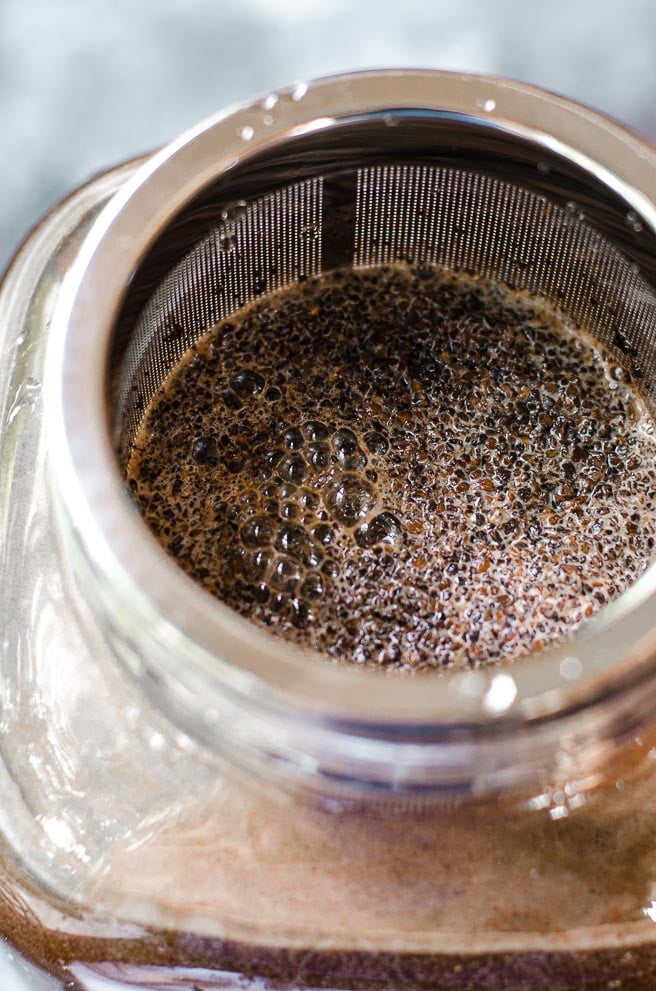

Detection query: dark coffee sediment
xmin=126 ymin=265 xmax=656 ymax=670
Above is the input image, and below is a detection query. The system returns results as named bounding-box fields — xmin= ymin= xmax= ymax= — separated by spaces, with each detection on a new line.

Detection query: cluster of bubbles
xmin=127 ymin=263 xmax=656 ymax=671
xmin=219 ymin=419 xmax=402 ymax=629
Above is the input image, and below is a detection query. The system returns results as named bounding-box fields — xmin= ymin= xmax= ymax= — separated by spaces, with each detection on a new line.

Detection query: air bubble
xmin=301 ymin=574 xmax=324 ymax=599
xmin=304 ymin=546 xmax=323 ymax=568
xmin=303 ymin=420 xmax=329 ymax=442
xmin=332 ymin=428 xmax=358 ymax=454
xmin=274 ymin=523 xmax=307 ymax=558
xmin=279 ymin=453 xmax=307 ymax=484
xmin=191 ymin=436 xmax=218 ymax=465
xmin=476 ymin=97 xmax=496 ymax=112
xmin=270 ymin=593 xmax=287 ymax=613
xmin=313 ymin=524 xmax=333 ymax=546
xmin=338 ymin=448 xmax=367 ymax=471
xmin=239 ymin=126 xmax=254 ymax=141
xmin=364 ymin=431 xmax=389 ymax=455
xmin=300 ymin=489 xmax=319 ymax=510
xmin=325 ymin=474 xmax=375 ymax=526
xmin=307 ymin=442 xmax=330 ymax=469
xmin=263 ymin=449 xmax=283 ymax=472
xmin=626 ymin=211 xmax=644 ymax=233
xmin=231 ymin=369 xmax=264 ymax=397
xmin=283 ymin=426 xmax=304 ymax=449
xmin=355 ymin=512 xmax=403 ymax=549
xmin=270 ymin=557 xmax=300 ymax=592
xmin=292 ymin=81 xmax=308 ymax=101
xmin=253 ymin=583 xmax=269 ymax=604
xmin=241 ymin=550 xmax=271 ymax=582
xmin=241 ymin=516 xmax=274 ymax=548
xmin=290 ymin=598 xmax=311 ymax=629
xmin=262 ymin=93 xmax=278 ymax=111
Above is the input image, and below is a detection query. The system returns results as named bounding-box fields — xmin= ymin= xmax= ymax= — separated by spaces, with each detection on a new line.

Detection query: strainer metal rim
xmin=48 ymin=68 xmax=656 ymax=730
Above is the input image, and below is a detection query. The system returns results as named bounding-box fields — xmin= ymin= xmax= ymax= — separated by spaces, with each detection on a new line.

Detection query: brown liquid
xmin=127 ymin=265 xmax=656 ymax=670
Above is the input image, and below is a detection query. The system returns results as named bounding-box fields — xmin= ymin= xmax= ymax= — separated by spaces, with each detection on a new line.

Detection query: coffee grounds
xmin=127 ymin=265 xmax=656 ymax=670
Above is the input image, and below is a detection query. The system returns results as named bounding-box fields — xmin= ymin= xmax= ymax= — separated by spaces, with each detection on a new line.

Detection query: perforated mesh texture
xmin=113 ymin=164 xmax=656 ymax=466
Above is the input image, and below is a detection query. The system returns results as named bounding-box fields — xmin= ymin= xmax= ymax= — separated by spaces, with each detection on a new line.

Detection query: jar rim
xmin=47 ymin=68 xmax=656 ymax=796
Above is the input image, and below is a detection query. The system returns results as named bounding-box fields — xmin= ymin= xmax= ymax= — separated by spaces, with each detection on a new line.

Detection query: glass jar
xmin=2 ymin=70 xmax=656 ymax=990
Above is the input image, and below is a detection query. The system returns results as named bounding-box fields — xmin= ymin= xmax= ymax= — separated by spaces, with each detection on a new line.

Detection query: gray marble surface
xmin=1 ymin=0 xmax=656 ymax=269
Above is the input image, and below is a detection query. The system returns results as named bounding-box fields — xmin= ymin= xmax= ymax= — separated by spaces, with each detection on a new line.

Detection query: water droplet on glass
xmin=626 ymin=210 xmax=644 ymax=233
xmin=262 ymin=93 xmax=278 ymax=111
xmin=292 ymin=81 xmax=308 ymax=101
xmin=239 ymin=125 xmax=254 ymax=141
xmin=6 ymin=377 xmax=41 ymax=425
xmin=301 ymin=223 xmax=319 ymax=243
xmin=483 ymin=673 xmax=517 ymax=714
xmin=560 ymin=655 xmax=583 ymax=681
xmin=221 ymin=200 xmax=247 ymax=222
xmin=476 ymin=98 xmax=496 ymax=112
xmin=219 ymin=233 xmax=237 ymax=253
xmin=263 ymin=114 xmax=274 ymax=126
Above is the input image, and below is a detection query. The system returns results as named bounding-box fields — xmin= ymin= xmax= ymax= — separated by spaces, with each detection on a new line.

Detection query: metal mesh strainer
xmin=110 ymin=124 xmax=656 ymax=468
xmin=49 ymin=71 xmax=656 ymax=796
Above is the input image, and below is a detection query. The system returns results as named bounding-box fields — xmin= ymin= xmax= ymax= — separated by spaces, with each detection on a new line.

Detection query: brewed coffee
xmin=127 ymin=265 xmax=656 ymax=670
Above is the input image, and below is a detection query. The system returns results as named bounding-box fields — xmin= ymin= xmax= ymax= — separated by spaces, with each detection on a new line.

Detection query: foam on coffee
xmin=127 ymin=264 xmax=656 ymax=670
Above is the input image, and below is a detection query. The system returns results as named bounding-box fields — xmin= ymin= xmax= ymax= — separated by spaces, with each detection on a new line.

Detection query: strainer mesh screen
xmin=114 ymin=164 xmax=656 ymax=465
xmin=115 ymin=177 xmax=323 ymax=459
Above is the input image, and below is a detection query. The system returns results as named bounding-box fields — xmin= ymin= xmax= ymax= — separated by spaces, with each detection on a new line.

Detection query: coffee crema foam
xmin=127 ymin=265 xmax=656 ymax=671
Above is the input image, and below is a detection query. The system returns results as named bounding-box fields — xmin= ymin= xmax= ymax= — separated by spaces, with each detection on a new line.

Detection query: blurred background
xmin=1 ymin=0 xmax=655 ymax=271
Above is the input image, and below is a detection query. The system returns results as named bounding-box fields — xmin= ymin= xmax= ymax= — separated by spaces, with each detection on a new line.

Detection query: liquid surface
xmin=127 ymin=265 xmax=656 ymax=670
